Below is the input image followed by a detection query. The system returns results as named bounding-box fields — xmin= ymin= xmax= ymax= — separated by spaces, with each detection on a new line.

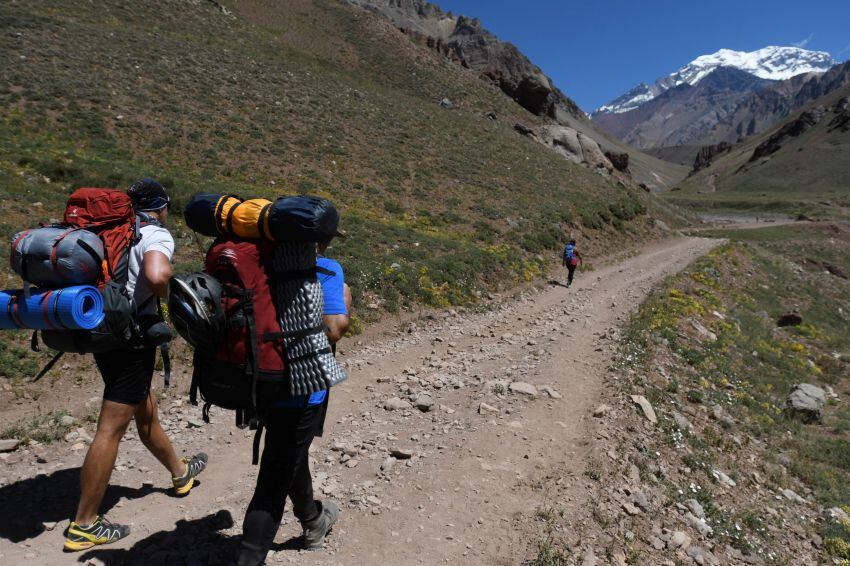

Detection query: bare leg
xmin=74 ymin=400 xmax=136 ymax=525
xmin=134 ymin=392 xmax=186 ymax=478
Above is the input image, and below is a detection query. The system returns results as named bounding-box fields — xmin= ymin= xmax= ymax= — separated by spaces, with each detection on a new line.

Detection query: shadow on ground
xmin=80 ymin=510 xmax=238 ymax=565
xmin=0 ymin=467 xmax=165 ymax=543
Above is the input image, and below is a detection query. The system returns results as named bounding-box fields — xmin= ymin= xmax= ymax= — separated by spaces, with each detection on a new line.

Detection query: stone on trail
xmin=685 ymin=499 xmax=705 ymax=519
xmin=712 ymin=469 xmax=736 ymax=487
xmin=414 ymin=393 xmax=434 ymax=412
xmin=686 ymin=512 xmax=713 ymax=536
xmin=384 ymin=397 xmax=412 ymax=411
xmin=686 ymin=545 xmax=720 ymax=565
xmin=668 ymin=530 xmax=691 ymax=549
xmin=671 ymin=410 xmax=693 ymax=431
xmin=784 ymin=383 xmax=825 ymax=423
xmin=630 ymin=395 xmax=657 ymax=423
xmin=59 ymin=415 xmax=77 ymax=427
xmin=782 ymin=488 xmax=806 ymax=504
xmin=581 ymin=548 xmax=598 ymax=566
xmin=539 ymin=385 xmax=562 ymax=399
xmin=688 ymin=318 xmax=717 ymax=342
xmin=509 ymin=381 xmax=538 ymax=396
xmin=0 ymin=439 xmax=20 ymax=452
xmin=390 ymin=447 xmax=414 ymax=460
xmin=592 ymin=404 xmax=612 ymax=417
xmin=478 ymin=402 xmax=499 ymax=415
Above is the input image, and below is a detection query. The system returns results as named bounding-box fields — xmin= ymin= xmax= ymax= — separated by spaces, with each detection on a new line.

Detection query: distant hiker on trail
xmin=562 ymin=239 xmax=583 ymax=288
xmin=64 ymin=180 xmax=207 ymax=552
xmin=237 ymin=229 xmax=349 ymax=564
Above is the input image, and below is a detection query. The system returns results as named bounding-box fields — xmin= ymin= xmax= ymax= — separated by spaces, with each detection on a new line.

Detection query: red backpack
xmin=190 ymin=239 xmax=287 ymax=432
xmin=64 ymin=188 xmax=137 ymax=285
xmin=39 ymin=188 xmax=165 ymax=358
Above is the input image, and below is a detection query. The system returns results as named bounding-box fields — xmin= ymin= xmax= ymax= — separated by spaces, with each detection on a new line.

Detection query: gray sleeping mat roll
xmin=273 ymin=242 xmax=347 ymax=396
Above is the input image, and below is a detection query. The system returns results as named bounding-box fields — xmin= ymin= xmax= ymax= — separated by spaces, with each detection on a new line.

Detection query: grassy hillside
xmin=667 ymin=84 xmax=850 ymax=218
xmin=0 ymin=0 xmax=667 ymax=383
xmin=0 ymin=0 xmax=657 ymax=314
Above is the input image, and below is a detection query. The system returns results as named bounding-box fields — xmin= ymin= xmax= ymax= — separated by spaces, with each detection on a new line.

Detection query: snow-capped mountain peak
xmin=594 ymin=46 xmax=836 ymax=115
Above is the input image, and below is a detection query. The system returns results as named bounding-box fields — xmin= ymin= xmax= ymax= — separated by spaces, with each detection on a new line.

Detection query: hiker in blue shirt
xmin=238 ymin=233 xmax=351 ymax=564
xmin=562 ymin=239 xmax=583 ymax=288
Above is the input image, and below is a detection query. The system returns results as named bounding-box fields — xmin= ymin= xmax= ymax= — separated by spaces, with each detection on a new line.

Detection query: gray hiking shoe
xmin=302 ymin=500 xmax=339 ymax=550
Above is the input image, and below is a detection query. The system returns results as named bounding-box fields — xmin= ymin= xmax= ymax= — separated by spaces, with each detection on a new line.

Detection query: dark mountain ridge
xmin=346 ymin=0 xmax=582 ymax=120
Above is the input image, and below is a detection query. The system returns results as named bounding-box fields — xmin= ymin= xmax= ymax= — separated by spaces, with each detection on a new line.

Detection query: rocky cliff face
xmin=691 ymin=142 xmax=732 ymax=173
xmin=750 ymin=107 xmax=825 ymax=161
xmin=345 ymin=0 xmax=582 ymax=120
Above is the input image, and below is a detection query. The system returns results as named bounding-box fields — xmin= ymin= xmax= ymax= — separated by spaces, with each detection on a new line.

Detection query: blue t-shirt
xmin=272 ymin=257 xmax=345 ymax=408
xmin=317 ymin=256 xmax=347 ymax=315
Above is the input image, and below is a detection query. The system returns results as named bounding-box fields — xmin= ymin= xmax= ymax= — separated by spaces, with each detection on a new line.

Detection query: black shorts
xmin=94 ymin=347 xmax=156 ymax=405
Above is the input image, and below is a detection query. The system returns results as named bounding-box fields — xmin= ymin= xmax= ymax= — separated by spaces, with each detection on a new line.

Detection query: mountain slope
xmin=345 ymin=0 xmax=688 ymax=191
xmin=593 ymin=67 xmax=776 ymax=148
xmin=669 ymin=82 xmax=850 ymax=216
xmin=0 ymin=0 xmax=659 ymax=318
xmin=345 ymin=0 xmax=583 ymax=120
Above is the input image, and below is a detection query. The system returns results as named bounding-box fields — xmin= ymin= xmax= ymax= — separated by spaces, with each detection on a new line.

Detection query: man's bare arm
xmin=143 ymin=250 xmax=172 ymax=298
xmin=324 ymin=284 xmax=352 ymax=344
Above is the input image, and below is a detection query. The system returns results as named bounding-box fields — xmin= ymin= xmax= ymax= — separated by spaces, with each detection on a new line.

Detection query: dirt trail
xmin=0 ymin=237 xmax=720 ymax=565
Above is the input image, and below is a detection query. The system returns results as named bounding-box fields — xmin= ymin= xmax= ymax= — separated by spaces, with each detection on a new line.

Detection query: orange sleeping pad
xmin=212 ymin=195 xmax=274 ymax=240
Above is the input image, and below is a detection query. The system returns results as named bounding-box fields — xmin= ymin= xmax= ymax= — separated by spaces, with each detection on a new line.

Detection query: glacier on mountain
xmin=594 ymin=46 xmax=835 ymax=116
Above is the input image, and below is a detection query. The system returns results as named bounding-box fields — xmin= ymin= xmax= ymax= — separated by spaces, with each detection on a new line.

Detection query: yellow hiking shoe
xmin=172 ymin=452 xmax=208 ymax=496
xmin=63 ymin=515 xmax=130 ymax=551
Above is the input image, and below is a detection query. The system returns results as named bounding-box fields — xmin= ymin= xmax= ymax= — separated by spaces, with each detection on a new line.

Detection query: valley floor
xmin=1 ymin=238 xmax=722 ymax=565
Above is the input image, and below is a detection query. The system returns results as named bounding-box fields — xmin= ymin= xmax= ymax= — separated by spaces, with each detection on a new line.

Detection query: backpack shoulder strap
xmin=136 ymin=211 xmax=163 ymax=229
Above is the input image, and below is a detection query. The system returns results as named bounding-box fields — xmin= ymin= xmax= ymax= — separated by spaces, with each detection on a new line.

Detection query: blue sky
xmin=434 ymin=0 xmax=850 ymax=112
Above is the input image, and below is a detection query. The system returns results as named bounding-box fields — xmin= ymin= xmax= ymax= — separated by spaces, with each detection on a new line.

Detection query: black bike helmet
xmin=168 ymin=272 xmax=224 ymax=352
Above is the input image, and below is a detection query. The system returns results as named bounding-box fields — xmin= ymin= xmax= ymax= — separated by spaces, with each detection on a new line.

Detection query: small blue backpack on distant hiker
xmin=564 ymin=243 xmax=578 ymax=267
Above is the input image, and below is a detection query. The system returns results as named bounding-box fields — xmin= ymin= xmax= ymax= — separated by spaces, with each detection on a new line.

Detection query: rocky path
xmin=0 ymin=237 xmax=719 ymax=566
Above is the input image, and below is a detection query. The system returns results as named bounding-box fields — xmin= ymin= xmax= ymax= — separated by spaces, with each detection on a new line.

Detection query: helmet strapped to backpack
xmin=169 ymin=272 xmax=225 ymax=352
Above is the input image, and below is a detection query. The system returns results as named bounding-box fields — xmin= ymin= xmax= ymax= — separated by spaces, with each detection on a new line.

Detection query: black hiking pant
xmin=237 ymin=404 xmax=324 ymax=566
xmin=567 ymin=264 xmax=577 ymax=286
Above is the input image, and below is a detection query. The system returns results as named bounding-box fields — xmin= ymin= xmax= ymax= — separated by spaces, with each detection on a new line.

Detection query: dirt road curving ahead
xmin=0 ymin=237 xmax=720 ymax=565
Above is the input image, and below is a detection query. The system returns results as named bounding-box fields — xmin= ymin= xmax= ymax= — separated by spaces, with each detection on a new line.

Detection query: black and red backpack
xmin=189 ymin=239 xmax=288 ymax=428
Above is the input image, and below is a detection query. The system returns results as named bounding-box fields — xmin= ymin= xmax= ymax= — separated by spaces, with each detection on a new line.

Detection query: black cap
xmin=128 ymin=178 xmax=170 ymax=211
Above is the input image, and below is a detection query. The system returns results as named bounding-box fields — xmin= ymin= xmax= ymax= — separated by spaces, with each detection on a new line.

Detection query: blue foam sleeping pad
xmin=0 ymin=286 xmax=105 ymax=330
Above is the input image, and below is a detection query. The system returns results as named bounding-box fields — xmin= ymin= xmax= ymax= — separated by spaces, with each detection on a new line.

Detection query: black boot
xmin=301 ymin=501 xmax=339 ymax=550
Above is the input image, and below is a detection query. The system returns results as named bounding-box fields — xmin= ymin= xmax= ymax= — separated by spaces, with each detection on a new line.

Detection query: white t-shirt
xmin=127 ymin=224 xmax=175 ymax=316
